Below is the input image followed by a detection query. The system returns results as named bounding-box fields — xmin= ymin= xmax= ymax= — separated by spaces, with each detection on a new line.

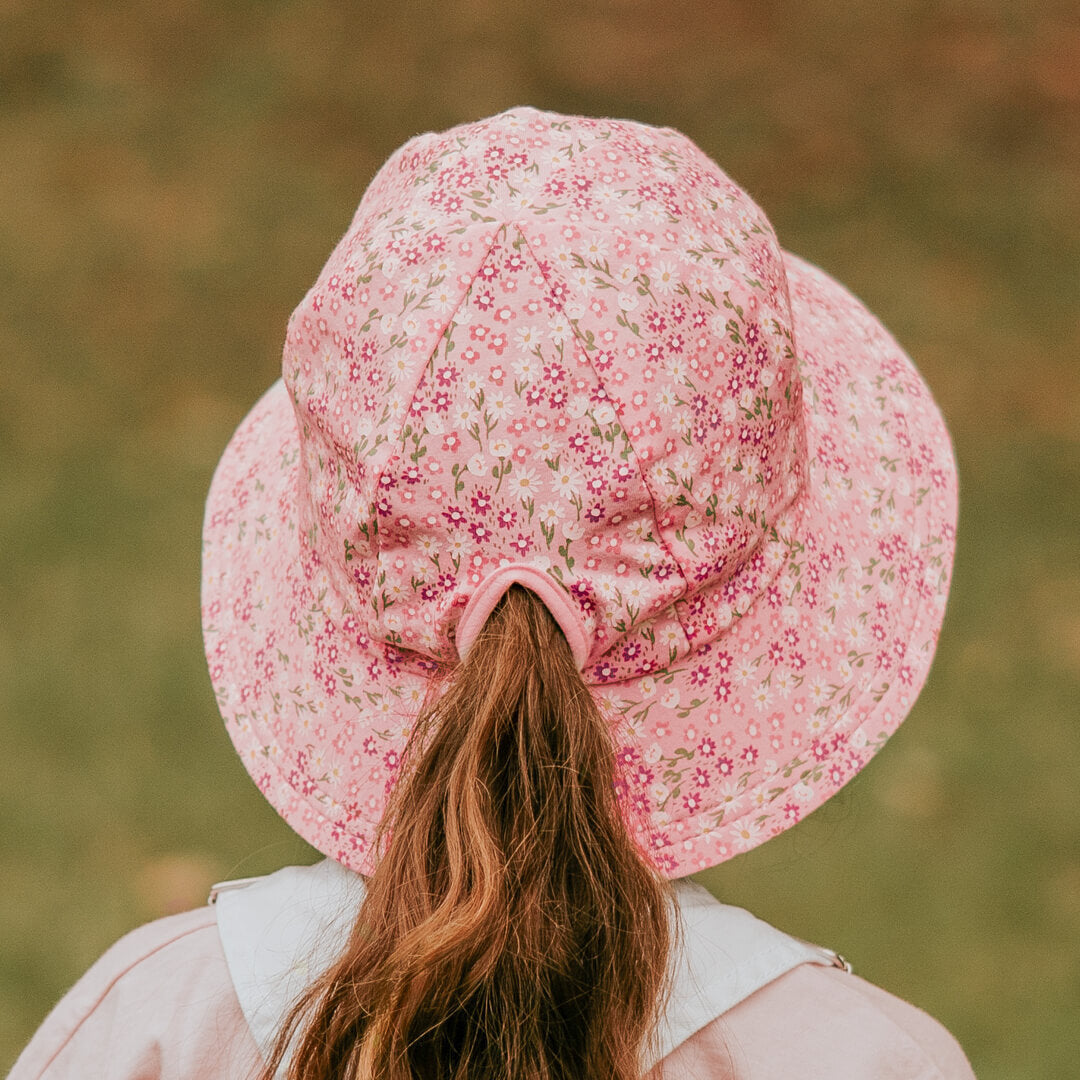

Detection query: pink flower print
xmin=469 ymin=521 xmax=494 ymax=543
xmin=716 ymin=755 xmax=734 ymax=777
xmin=593 ymin=658 xmax=619 ymax=681
xmin=442 ymin=433 xmax=462 ymax=453
xmin=442 ymin=505 xmax=468 ymax=529
xmin=509 ymin=533 xmax=532 ymax=556
xmin=682 ymin=790 xmax=704 ymax=813
xmin=656 ymin=852 xmax=679 ymax=875
xmin=644 ymin=342 xmax=665 ymax=367
xmin=467 ymin=555 xmax=486 ymax=586
xmin=689 ymin=663 xmax=711 ymax=688
xmin=470 ymin=491 xmax=494 ymax=515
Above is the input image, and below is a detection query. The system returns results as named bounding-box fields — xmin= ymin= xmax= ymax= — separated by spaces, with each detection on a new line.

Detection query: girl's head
xmin=203 ymin=107 xmax=956 ymax=879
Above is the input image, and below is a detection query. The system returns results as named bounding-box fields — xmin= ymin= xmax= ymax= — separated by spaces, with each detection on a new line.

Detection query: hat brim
xmin=202 ymin=251 xmax=957 ymax=877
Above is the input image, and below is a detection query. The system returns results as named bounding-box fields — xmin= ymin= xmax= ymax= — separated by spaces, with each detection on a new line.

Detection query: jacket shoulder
xmin=658 ymin=963 xmax=976 ymax=1080
xmin=8 ymin=906 xmax=260 ymax=1080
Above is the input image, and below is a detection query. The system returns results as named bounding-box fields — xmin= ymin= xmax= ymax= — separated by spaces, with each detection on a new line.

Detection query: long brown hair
xmin=261 ymin=585 xmax=673 ymax=1080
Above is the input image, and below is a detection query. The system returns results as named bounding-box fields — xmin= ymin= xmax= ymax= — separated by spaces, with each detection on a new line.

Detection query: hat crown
xmin=284 ymin=108 xmax=807 ymax=682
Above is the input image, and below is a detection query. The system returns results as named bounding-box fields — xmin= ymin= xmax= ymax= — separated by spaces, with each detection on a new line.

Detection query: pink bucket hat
xmin=202 ymin=107 xmax=957 ymax=878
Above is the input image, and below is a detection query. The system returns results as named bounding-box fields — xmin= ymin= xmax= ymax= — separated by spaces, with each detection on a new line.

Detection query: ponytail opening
xmin=263 ymin=585 xmax=673 ymax=1080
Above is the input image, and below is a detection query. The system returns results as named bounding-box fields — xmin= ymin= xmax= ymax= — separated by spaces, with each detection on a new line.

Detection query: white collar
xmin=212 ymin=859 xmax=842 ymax=1074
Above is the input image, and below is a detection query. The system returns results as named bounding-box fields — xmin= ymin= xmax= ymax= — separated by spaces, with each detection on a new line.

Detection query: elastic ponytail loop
xmin=263 ymin=585 xmax=673 ymax=1080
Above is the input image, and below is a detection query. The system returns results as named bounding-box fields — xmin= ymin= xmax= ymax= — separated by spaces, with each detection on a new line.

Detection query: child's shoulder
xmin=660 ymin=962 xmax=977 ymax=1080
xmin=8 ymin=906 xmax=259 ymax=1080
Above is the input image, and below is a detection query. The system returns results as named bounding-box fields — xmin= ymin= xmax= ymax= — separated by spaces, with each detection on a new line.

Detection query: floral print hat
xmin=202 ymin=107 xmax=957 ymax=878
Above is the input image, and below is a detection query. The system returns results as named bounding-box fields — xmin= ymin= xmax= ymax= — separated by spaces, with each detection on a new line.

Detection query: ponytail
xmin=262 ymin=585 xmax=673 ymax=1080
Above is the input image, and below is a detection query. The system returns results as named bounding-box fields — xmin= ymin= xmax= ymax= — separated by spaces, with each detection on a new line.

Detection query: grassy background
xmin=2 ymin=0 xmax=1078 ymax=1075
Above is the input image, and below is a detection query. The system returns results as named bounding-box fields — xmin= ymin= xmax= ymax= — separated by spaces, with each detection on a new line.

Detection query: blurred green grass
xmin=1 ymin=0 xmax=1078 ymax=1075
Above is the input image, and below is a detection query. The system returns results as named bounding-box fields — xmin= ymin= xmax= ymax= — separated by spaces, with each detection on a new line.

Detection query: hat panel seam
xmin=511 ymin=222 xmax=694 ymax=661
xmin=364 ymin=226 xmax=507 ymax=645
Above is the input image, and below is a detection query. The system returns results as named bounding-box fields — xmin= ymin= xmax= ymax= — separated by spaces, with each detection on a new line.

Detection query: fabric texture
xmin=201 ymin=107 xmax=958 ymax=878
xmin=8 ymin=892 xmax=977 ymax=1079
xmin=7 ymin=907 xmax=261 ymax=1080
xmin=209 ymin=859 xmax=845 ymax=1072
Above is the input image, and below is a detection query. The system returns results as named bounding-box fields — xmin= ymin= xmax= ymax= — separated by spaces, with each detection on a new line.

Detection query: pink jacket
xmin=9 ymin=865 xmax=977 ymax=1080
